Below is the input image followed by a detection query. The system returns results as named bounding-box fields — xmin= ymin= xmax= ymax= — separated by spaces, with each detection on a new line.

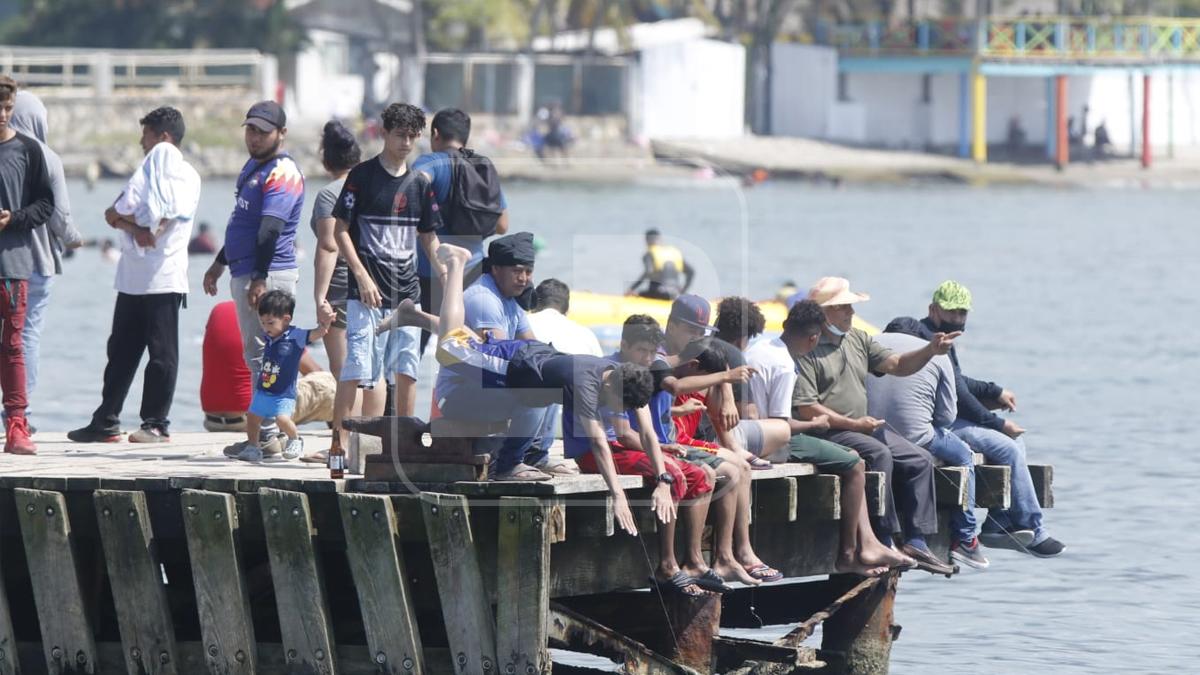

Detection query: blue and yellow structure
xmin=819 ymin=16 xmax=1200 ymax=166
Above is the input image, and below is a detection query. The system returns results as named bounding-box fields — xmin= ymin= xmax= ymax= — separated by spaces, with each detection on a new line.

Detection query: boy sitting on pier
xmin=379 ymin=244 xmax=678 ymax=548
xmin=237 ymin=290 xmax=330 ymax=462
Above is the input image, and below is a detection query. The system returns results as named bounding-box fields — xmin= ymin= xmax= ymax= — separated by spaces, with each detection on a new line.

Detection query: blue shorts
xmin=342 ymin=300 xmax=422 ymax=386
xmin=249 ymin=390 xmax=296 ymax=419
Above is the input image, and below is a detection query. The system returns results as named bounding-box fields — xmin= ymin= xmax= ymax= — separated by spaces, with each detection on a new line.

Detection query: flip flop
xmin=693 ymin=569 xmax=735 ymax=594
xmin=746 ymin=564 xmax=784 ymax=583
xmin=649 ymin=571 xmax=704 ymax=597
xmin=490 ymin=463 xmax=552 ymax=482
xmin=299 ymin=450 xmax=328 ymax=464
xmin=747 ymin=456 xmax=772 ymax=470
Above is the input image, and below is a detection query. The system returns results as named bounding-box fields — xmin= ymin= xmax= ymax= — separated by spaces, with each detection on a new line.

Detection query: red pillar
xmin=1142 ymin=74 xmax=1152 ymax=169
xmin=1055 ymin=75 xmax=1069 ymax=171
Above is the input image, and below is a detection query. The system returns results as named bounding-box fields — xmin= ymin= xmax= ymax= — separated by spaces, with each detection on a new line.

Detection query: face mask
xmin=936 ymin=319 xmax=966 ymax=334
xmin=515 ymin=286 xmax=535 ymax=311
xmin=826 ymin=322 xmax=847 ymax=337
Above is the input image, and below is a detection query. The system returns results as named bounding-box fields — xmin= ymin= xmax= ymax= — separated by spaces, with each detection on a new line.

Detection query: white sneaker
xmin=283 ymin=437 xmax=304 ymax=460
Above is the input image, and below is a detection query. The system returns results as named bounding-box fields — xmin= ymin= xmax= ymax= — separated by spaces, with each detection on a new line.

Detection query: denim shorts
xmin=249 ymin=390 xmax=296 ymax=419
xmin=342 ymin=300 xmax=422 ymax=386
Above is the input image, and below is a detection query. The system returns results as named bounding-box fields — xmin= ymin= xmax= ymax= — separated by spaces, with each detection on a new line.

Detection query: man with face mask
xmin=885 ymin=281 xmax=1064 ymax=557
xmin=794 ymin=277 xmax=961 ymax=575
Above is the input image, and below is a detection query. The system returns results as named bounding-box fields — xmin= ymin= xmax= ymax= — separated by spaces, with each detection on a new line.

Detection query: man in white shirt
xmin=526 ymin=278 xmax=601 ymax=472
xmin=68 ymin=107 xmax=201 ymax=444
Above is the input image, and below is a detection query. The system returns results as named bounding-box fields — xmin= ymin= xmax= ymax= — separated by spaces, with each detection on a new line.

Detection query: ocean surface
xmin=33 ymin=176 xmax=1200 ymax=672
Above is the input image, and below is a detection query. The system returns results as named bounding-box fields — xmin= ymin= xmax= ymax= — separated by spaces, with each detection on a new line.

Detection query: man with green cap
xmin=885 ymin=280 xmax=1064 ymax=558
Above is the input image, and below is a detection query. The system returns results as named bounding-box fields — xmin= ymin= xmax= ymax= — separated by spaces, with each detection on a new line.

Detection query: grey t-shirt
xmin=310 ymin=177 xmax=349 ymax=305
xmin=0 ymin=132 xmax=54 ymax=280
xmin=865 ymin=332 xmax=956 ymax=448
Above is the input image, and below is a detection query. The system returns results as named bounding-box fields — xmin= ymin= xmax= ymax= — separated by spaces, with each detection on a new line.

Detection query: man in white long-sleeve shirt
xmin=69 ymin=107 xmax=201 ymax=444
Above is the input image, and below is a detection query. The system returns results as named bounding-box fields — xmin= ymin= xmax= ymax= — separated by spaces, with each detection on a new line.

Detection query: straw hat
xmin=807 ymin=277 xmax=870 ymax=307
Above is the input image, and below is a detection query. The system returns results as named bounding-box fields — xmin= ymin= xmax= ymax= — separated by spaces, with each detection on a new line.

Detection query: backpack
xmin=444 ymin=147 xmax=504 ymax=238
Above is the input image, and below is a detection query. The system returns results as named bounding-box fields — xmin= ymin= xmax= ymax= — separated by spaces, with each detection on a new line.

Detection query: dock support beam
xmin=1055 ymin=75 xmax=1069 ymax=170
xmin=1142 ymin=73 xmax=1152 ymax=169
xmin=971 ymin=68 xmax=987 ymax=162
xmin=821 ymin=574 xmax=898 ymax=675
xmin=957 ymin=72 xmax=970 ymax=159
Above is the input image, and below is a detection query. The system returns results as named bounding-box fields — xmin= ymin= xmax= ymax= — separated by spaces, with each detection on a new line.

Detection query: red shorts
xmin=576 ymin=443 xmax=713 ymax=502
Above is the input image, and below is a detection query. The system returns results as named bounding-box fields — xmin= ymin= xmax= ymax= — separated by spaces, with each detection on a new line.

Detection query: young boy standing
xmin=331 ymin=103 xmax=442 ymax=453
xmin=0 ymin=75 xmax=55 ymax=455
xmin=237 ymin=290 xmax=330 ymax=462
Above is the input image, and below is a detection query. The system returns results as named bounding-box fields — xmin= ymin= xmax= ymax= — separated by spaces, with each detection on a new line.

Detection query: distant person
xmin=202 ymin=100 xmax=304 ymax=446
xmin=100 ymin=238 xmax=121 ymax=263
xmin=885 ymin=281 xmax=1065 ymax=558
xmin=188 ymin=222 xmax=218 ymax=254
xmin=866 ymin=330 xmax=988 ymax=570
xmin=526 ymin=278 xmax=602 ymax=470
xmin=0 ymin=75 xmax=56 ymax=454
xmin=9 ymin=90 xmax=84 ymax=425
xmin=312 ymin=120 xmax=361 ymax=382
xmin=1006 ymin=116 xmax=1027 ymax=156
xmin=775 ymin=280 xmax=799 ymax=305
xmin=412 ymin=108 xmax=510 ymax=319
xmin=330 ymin=102 xmax=441 ymax=453
xmin=235 ymin=290 xmax=330 ymax=462
xmin=626 ymin=228 xmax=694 ymax=301
xmin=1093 ymin=120 xmax=1112 ymax=159
xmin=794 ymin=277 xmax=958 ymax=575
xmin=201 ymin=301 xmax=252 ymax=433
xmin=539 ymin=101 xmax=571 ymax=162
xmin=67 ymin=106 xmax=200 ymax=445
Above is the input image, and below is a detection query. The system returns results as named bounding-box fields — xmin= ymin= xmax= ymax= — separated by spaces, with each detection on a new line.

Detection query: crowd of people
xmin=0 ymin=75 xmax=1062 ymax=592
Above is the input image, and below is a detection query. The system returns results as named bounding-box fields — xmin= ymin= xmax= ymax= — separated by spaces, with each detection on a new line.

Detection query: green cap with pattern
xmin=932 ymin=280 xmax=972 ymax=311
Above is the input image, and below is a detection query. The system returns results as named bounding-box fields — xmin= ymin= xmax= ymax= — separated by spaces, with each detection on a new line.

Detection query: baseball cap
xmin=669 ymin=294 xmax=714 ymax=333
xmin=243 ymin=100 xmax=286 ymax=132
xmin=931 ymin=280 xmax=972 ymax=311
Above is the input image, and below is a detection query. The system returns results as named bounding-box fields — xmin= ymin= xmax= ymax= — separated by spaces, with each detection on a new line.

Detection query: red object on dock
xmin=1143 ymin=74 xmax=1153 ymax=169
xmin=1055 ymin=75 xmax=1069 ymax=170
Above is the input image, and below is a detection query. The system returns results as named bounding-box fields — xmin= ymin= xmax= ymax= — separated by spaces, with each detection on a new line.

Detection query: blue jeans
xmin=23 ymin=273 xmax=52 ymax=402
xmin=529 ymin=403 xmax=561 ymax=465
xmin=951 ymin=420 xmax=1046 ymax=541
xmin=925 ymin=428 xmax=978 ymax=545
xmin=438 ymin=382 xmax=548 ymax=475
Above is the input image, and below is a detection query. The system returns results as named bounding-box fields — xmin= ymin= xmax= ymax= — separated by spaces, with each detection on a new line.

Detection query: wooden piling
xmin=0 ymin=550 xmax=17 ymax=675
xmin=180 ymin=490 xmax=257 ymax=675
xmin=15 ymin=488 xmax=98 ymax=675
xmin=821 ymin=574 xmax=899 ymax=675
xmin=93 ymin=490 xmax=179 ymax=675
xmin=496 ymin=497 xmax=552 ymax=675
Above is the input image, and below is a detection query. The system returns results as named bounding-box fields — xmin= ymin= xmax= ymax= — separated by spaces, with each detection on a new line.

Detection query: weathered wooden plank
xmin=496 ymin=497 xmax=552 ymax=675
xmin=563 ymin=495 xmax=615 ymax=539
xmin=368 ymin=462 xmax=486 ymax=484
xmin=14 ymin=488 xmax=98 ymax=675
xmin=548 ymin=602 xmax=699 ymax=675
xmin=258 ymin=488 xmax=338 ymax=675
xmin=935 ymin=467 xmax=969 ymax=510
xmin=421 ymin=493 xmax=497 ymax=675
xmin=750 ymin=477 xmax=797 ymax=523
xmin=793 ymin=474 xmax=841 ymax=521
xmin=864 ymin=472 xmax=885 ymax=518
xmin=338 ymin=493 xmax=424 ymax=675
xmin=180 ymin=489 xmax=257 ymax=675
xmin=93 ymin=490 xmax=178 ymax=675
xmin=1028 ymin=464 xmax=1054 ymax=508
xmin=976 ymin=465 xmax=1012 ymax=510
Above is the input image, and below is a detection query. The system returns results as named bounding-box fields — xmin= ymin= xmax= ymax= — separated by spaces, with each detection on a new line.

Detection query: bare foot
xmin=835 ymin=556 xmax=889 ymax=578
xmin=377 ymin=298 xmax=421 ymax=334
xmin=713 ymin=560 xmax=761 ymax=586
xmin=436 ymin=243 xmax=472 ymax=268
xmin=859 ymin=543 xmax=914 ymax=569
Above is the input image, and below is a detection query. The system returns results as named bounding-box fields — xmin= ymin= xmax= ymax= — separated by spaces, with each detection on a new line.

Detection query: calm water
xmin=38 ymin=176 xmax=1200 ymax=672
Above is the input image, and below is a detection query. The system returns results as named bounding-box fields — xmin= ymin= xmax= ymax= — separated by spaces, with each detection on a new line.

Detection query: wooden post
xmin=338 ymin=493 xmax=425 ymax=675
xmin=1142 ymin=72 xmax=1152 ymax=169
xmin=259 ymin=489 xmax=339 ymax=674
xmin=180 ymin=490 xmax=257 ymax=675
xmin=821 ymin=574 xmax=899 ymax=675
xmin=15 ymin=488 xmax=98 ymax=675
xmin=421 ymin=493 xmax=497 ymax=675
xmin=496 ymin=497 xmax=552 ymax=675
xmin=1045 ymin=76 xmax=1056 ymax=160
xmin=971 ymin=68 xmax=987 ymax=163
xmin=975 ymin=466 xmax=1012 ymax=510
xmin=0 ymin=547 xmax=17 ymax=675
xmin=1056 ymin=75 xmax=1069 ymax=170
xmin=94 ymin=490 xmax=179 ymax=675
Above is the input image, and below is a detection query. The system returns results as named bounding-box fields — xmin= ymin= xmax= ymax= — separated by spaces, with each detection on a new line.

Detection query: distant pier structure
xmin=777 ymin=16 xmax=1200 ymax=167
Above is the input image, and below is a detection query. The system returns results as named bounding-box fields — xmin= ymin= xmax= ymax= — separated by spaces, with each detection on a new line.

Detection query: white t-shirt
xmin=744 ymin=336 xmax=798 ymax=419
xmin=112 ymin=142 xmax=201 ymax=295
xmin=528 ymin=309 xmax=603 ymax=357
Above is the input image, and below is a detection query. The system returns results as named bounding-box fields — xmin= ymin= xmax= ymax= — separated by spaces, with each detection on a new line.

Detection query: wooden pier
xmin=0 ymin=427 xmax=1054 ymax=674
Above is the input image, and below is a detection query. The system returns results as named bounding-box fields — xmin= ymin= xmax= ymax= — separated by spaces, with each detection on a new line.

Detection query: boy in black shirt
xmin=331 ymin=103 xmax=442 ymax=453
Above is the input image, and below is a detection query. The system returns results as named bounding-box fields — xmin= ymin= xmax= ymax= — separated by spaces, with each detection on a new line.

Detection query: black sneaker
xmin=950 ymin=537 xmax=990 ymax=570
xmin=1026 ymin=537 xmax=1066 ymax=558
xmin=67 ymin=425 xmax=122 ymax=443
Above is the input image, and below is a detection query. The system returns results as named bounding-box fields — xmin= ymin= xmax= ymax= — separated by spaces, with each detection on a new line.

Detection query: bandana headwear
xmin=484 ymin=232 xmax=536 ymax=272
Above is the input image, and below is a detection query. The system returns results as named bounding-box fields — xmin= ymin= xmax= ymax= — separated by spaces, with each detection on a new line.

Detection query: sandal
xmin=299 ymin=449 xmax=328 ymax=464
xmin=535 ymin=457 xmax=580 ymax=476
xmin=490 ymin=463 xmax=552 ymax=482
xmin=747 ymin=456 xmax=772 ymax=470
xmin=746 ymin=564 xmax=783 ymax=583
xmin=649 ymin=571 xmax=704 ymax=597
xmin=693 ymin=569 xmax=735 ymax=594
